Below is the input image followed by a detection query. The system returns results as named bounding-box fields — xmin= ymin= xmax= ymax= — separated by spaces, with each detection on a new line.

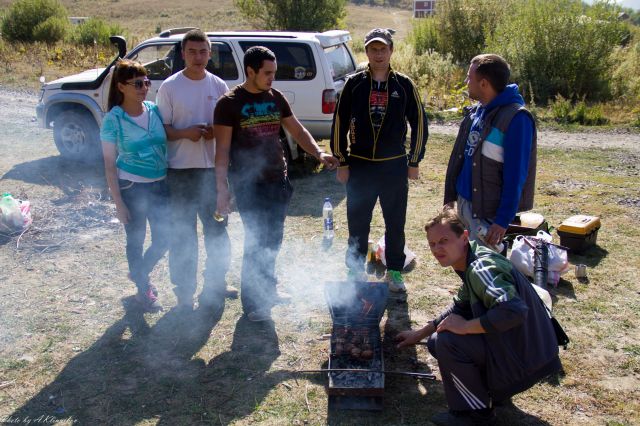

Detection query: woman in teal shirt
xmin=101 ymin=59 xmax=169 ymax=312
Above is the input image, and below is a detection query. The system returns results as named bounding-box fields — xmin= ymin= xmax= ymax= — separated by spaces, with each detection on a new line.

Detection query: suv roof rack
xmin=159 ymin=27 xmax=198 ymax=38
xmin=205 ymin=32 xmax=297 ymax=39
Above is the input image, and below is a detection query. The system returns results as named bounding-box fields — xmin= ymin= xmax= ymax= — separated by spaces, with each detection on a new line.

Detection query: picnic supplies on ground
xmin=374 ymin=235 xmax=416 ymax=271
xmin=509 ymin=231 xmax=570 ymax=287
xmin=557 ymin=215 xmax=600 ymax=253
xmin=0 ymin=193 xmax=31 ymax=233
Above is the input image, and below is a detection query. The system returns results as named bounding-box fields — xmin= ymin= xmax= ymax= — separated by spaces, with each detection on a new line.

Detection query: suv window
xmin=171 ymin=41 xmax=239 ymax=80
xmin=239 ymin=41 xmax=316 ymax=81
xmin=206 ymin=42 xmax=239 ymax=80
xmin=324 ymin=44 xmax=356 ymax=81
xmin=128 ymin=43 xmax=175 ymax=80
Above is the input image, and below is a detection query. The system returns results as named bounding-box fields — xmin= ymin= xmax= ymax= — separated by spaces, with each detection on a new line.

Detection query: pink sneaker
xmin=136 ymin=287 xmax=163 ymax=312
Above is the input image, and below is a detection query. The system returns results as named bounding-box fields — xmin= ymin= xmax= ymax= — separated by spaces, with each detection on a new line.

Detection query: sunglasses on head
xmin=125 ymin=78 xmax=151 ymax=89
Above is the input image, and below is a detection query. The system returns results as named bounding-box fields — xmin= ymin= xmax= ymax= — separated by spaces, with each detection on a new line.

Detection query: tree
xmin=487 ymin=0 xmax=627 ymax=102
xmin=1 ymin=0 xmax=69 ymax=43
xmin=235 ymin=0 xmax=346 ymax=31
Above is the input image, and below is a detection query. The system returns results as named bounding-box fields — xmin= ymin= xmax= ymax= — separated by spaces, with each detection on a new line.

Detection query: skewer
xmin=293 ymin=369 xmax=436 ymax=380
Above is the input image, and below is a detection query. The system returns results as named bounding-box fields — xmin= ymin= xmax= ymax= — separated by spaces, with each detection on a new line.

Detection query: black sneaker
xmin=224 ymin=285 xmax=239 ymax=299
xmin=247 ymin=309 xmax=272 ymax=322
xmin=431 ymin=409 xmax=496 ymax=426
xmin=176 ymin=293 xmax=194 ymax=311
xmin=135 ymin=287 xmax=163 ymax=313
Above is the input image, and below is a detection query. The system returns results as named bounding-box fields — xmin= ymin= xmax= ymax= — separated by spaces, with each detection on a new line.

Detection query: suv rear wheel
xmin=53 ymin=109 xmax=101 ymax=162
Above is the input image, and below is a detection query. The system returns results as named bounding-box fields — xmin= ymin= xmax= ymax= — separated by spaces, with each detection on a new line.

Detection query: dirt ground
xmin=1 ymin=87 xmax=639 ymax=425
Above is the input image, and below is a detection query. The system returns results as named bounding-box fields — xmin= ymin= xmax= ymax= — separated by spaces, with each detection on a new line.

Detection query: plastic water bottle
xmin=322 ymin=197 xmax=334 ymax=239
xmin=476 ymin=225 xmax=505 ymax=254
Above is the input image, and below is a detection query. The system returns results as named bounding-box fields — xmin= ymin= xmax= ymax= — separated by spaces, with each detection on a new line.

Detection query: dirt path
xmin=2 ymin=86 xmax=637 ymax=154
xmin=429 ymin=123 xmax=640 ymax=152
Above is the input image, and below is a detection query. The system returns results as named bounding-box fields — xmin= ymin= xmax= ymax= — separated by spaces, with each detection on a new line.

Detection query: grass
xmin=1 ymin=131 xmax=639 ymax=424
xmin=0 ymin=1 xmax=639 ymax=424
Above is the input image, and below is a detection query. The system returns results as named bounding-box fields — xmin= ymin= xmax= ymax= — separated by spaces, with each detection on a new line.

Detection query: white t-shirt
xmin=156 ymin=70 xmax=229 ymax=169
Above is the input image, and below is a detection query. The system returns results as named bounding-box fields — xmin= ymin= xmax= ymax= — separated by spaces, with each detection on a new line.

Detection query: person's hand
xmin=202 ymin=124 xmax=214 ymax=140
xmin=395 ymin=329 xmax=425 ymax=349
xmin=486 ymin=223 xmax=507 ymax=247
xmin=216 ymin=188 xmax=231 ymax=216
xmin=336 ymin=167 xmax=349 ymax=184
xmin=115 ymin=202 xmax=130 ymax=225
xmin=408 ymin=166 xmax=419 ymax=180
xmin=436 ymin=314 xmax=469 ymax=335
xmin=319 ymin=153 xmax=339 ymax=170
xmin=186 ymin=125 xmax=206 ymax=142
xmin=444 ymin=201 xmax=455 ymax=209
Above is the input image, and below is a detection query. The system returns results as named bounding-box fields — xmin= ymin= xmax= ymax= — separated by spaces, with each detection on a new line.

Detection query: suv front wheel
xmin=53 ymin=109 xmax=101 ymax=162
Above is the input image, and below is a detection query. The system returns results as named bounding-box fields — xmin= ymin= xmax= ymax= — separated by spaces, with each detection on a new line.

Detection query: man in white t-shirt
xmin=156 ymin=29 xmax=236 ymax=310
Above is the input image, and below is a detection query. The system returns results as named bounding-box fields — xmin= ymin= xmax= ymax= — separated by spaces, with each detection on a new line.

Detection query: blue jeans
xmin=166 ymin=168 xmax=230 ymax=299
xmin=232 ymin=177 xmax=293 ymax=314
xmin=119 ymin=178 xmax=170 ymax=292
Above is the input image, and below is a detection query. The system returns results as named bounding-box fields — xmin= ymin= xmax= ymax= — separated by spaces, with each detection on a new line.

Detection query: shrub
xmin=582 ymin=104 xmax=609 ymax=125
xmin=610 ymin=28 xmax=640 ymax=101
xmin=32 ymin=16 xmax=68 ymax=44
xmin=486 ymin=0 xmax=627 ymax=103
xmin=408 ymin=16 xmax=440 ymax=55
xmin=71 ymin=18 xmax=124 ymax=46
xmin=550 ymin=95 xmax=573 ymax=124
xmin=1 ymin=0 xmax=68 ymax=43
xmin=440 ymin=0 xmax=505 ymax=64
xmin=392 ymin=42 xmax=467 ymax=111
xmin=235 ymin=0 xmax=346 ymax=31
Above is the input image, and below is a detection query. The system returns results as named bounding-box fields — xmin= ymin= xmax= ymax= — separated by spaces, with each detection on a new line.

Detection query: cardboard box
xmin=557 ymin=215 xmax=601 ymax=253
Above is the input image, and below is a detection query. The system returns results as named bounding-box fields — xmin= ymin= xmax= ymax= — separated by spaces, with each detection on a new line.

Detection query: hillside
xmin=0 ymin=0 xmax=414 ymax=43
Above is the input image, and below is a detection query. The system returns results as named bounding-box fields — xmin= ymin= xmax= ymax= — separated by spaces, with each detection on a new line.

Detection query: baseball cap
xmin=364 ymin=28 xmax=395 ymax=47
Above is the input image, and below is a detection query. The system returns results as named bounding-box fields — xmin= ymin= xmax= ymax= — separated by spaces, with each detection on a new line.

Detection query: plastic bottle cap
xmin=324 ymin=197 xmax=331 ymax=202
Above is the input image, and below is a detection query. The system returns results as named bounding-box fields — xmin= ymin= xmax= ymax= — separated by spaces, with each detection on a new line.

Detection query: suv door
xmin=238 ymin=40 xmax=319 ymax=119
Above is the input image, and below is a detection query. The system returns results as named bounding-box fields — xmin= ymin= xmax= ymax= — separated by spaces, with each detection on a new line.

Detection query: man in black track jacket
xmin=330 ymin=28 xmax=428 ymax=292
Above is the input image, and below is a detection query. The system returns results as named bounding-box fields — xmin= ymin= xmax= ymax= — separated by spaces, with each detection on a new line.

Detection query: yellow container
xmin=557 ymin=215 xmax=600 ymax=252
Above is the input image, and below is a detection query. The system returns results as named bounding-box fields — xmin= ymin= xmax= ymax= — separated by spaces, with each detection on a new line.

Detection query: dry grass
xmin=0 ymin=1 xmax=639 ymax=424
xmin=1 ymin=133 xmax=639 ymax=425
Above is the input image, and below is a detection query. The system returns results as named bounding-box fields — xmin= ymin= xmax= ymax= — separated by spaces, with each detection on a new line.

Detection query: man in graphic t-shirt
xmin=214 ymin=46 xmax=339 ymax=322
xmin=156 ymin=29 xmax=236 ymax=310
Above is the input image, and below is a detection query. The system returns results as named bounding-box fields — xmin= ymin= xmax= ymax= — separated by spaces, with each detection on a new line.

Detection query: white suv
xmin=36 ymin=28 xmax=357 ymax=162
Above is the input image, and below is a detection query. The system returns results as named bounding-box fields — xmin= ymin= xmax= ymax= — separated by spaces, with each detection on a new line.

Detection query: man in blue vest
xmin=444 ymin=54 xmax=536 ymax=250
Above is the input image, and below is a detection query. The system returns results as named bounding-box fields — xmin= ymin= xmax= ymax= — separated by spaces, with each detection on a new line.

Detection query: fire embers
xmin=333 ymin=327 xmax=374 ymax=361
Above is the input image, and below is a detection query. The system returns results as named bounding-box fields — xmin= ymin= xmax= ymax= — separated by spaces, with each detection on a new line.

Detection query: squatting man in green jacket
xmin=395 ymin=208 xmax=561 ymax=426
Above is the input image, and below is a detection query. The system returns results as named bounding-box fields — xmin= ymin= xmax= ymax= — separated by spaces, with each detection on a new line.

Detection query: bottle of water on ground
xmin=323 ymin=197 xmax=334 ymax=240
